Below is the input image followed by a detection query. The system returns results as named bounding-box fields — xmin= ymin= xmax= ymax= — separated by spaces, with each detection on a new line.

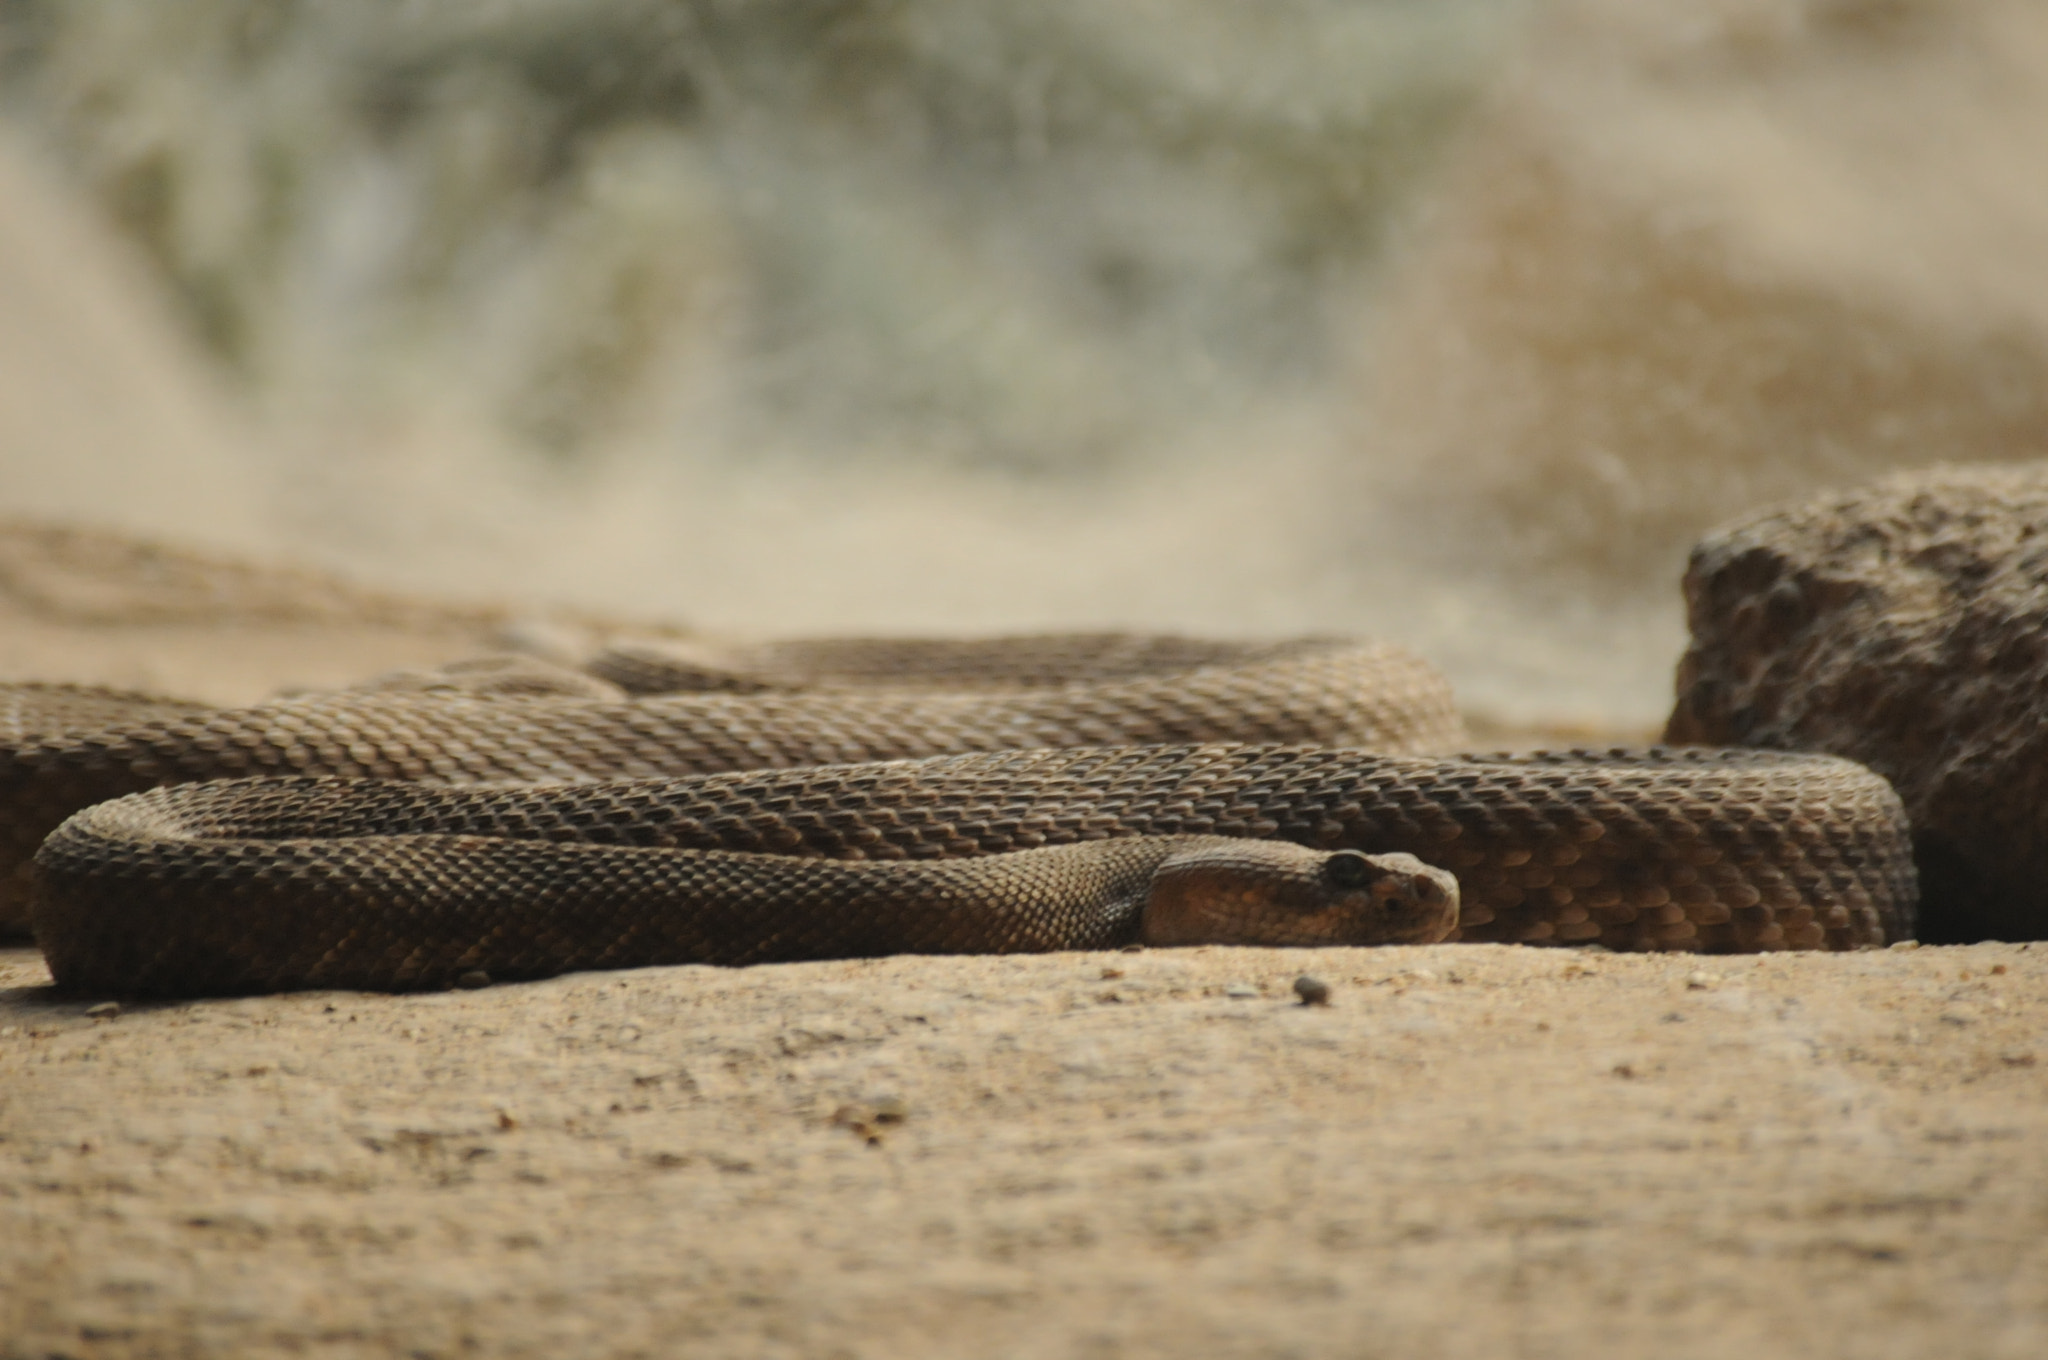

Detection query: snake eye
xmin=1322 ymin=849 xmax=1376 ymax=891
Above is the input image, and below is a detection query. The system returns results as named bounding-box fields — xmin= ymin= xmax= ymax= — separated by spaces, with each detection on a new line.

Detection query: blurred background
xmin=1 ymin=0 xmax=2046 ymax=728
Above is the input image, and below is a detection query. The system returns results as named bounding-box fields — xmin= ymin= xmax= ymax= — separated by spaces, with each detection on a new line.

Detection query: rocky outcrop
xmin=1667 ymin=463 xmax=2048 ymax=943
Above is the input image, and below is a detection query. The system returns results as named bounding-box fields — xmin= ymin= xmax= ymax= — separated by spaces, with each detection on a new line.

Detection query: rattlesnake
xmin=5 ymin=633 xmax=1916 ymax=996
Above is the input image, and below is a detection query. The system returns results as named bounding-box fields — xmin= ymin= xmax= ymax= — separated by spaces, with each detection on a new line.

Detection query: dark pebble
xmin=1293 ymin=975 xmax=1332 ymax=1006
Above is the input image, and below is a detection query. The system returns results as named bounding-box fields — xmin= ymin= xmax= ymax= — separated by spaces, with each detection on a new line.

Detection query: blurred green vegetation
xmin=0 ymin=0 xmax=1525 ymax=466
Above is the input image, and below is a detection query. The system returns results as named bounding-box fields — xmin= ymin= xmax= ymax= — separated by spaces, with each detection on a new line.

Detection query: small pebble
xmin=1224 ymin=983 xmax=1260 ymax=1000
xmin=84 ymin=1002 xmax=120 ymax=1019
xmin=1685 ymin=971 xmax=1715 ymax=990
xmin=456 ymin=971 xmax=493 ymax=990
xmin=1889 ymin=940 xmax=1921 ymax=951
xmin=832 ymin=1096 xmax=909 ymax=1145
xmin=1293 ymin=975 xmax=1332 ymax=1006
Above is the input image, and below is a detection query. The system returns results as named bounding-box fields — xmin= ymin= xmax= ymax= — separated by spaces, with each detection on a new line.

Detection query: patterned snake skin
xmin=5 ymin=635 xmax=1916 ymax=995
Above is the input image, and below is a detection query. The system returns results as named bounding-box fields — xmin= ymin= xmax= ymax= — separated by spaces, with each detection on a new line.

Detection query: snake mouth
xmin=1139 ymin=843 xmax=1460 ymax=948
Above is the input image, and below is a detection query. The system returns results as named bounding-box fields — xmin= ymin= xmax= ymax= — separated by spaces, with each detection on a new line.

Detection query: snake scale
xmin=3 ymin=634 xmax=1917 ymax=996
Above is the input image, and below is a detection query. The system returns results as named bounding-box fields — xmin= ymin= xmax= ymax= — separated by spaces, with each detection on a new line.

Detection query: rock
xmin=1292 ymin=975 xmax=1332 ymax=1007
xmin=1666 ymin=463 xmax=2048 ymax=943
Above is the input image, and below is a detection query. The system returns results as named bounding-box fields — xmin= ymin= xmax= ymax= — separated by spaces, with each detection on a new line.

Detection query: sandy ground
xmin=0 ymin=546 xmax=2043 ymax=1359
xmin=5 ymin=941 xmax=2044 ymax=1360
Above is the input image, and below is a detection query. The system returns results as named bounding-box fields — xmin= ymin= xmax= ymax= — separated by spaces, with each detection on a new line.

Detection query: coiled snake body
xmin=3 ymin=636 xmax=1917 ymax=996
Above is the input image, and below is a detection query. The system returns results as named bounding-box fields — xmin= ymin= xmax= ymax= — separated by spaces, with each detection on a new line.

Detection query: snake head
xmin=1139 ymin=841 xmax=1460 ymax=948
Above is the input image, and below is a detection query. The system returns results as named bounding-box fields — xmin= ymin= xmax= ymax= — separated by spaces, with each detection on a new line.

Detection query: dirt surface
xmin=5 ymin=940 xmax=2045 ymax=1360
xmin=0 ymin=521 xmax=665 ymax=708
